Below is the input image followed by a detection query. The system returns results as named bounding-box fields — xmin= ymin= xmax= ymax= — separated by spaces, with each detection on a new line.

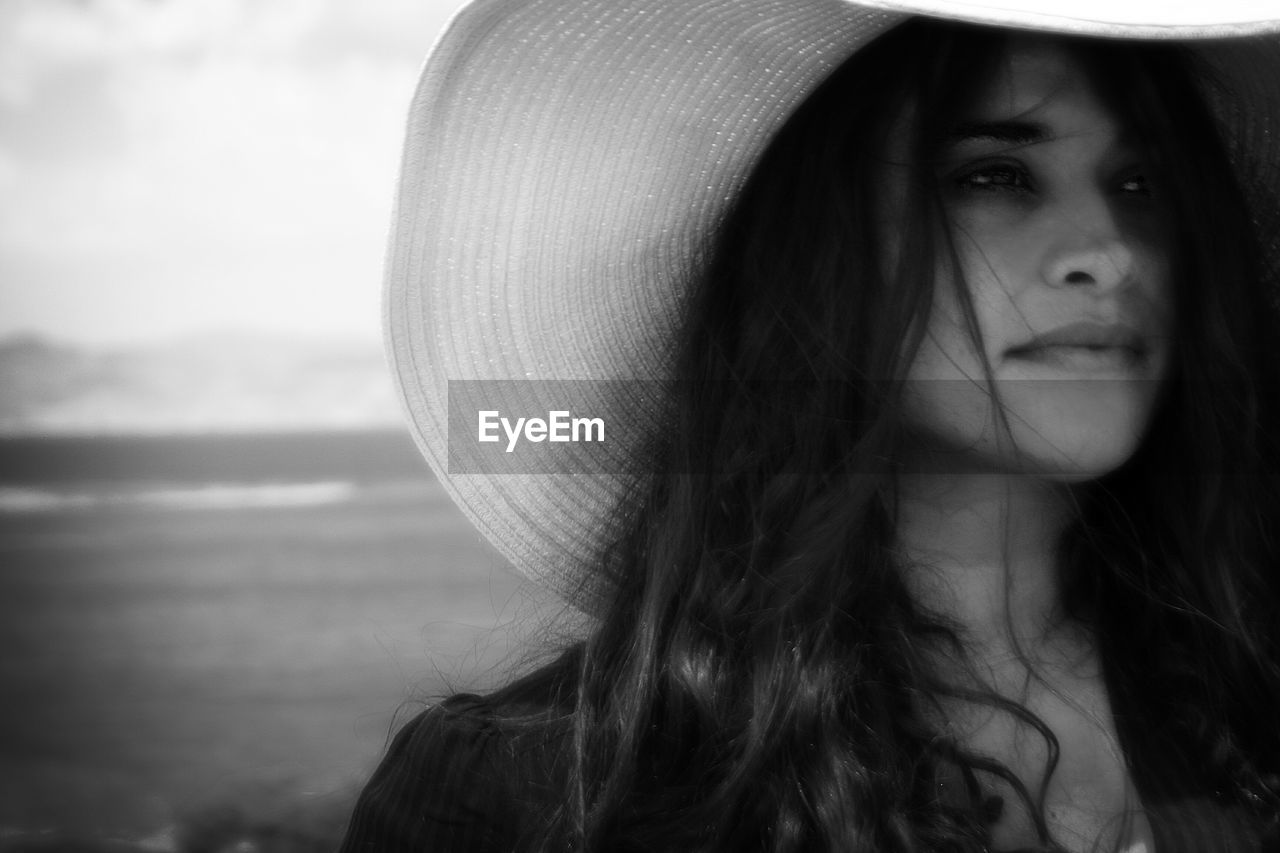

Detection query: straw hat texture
xmin=385 ymin=0 xmax=1280 ymax=609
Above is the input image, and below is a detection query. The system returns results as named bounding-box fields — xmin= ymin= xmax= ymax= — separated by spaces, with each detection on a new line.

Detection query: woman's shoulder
xmin=339 ymin=689 xmax=573 ymax=853
xmin=413 ymin=688 xmax=574 ymax=769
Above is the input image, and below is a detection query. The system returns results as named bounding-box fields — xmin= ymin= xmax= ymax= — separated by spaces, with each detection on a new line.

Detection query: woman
xmin=343 ymin=1 xmax=1280 ymax=850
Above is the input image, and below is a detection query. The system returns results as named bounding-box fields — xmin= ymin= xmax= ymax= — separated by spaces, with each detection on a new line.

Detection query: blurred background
xmin=0 ymin=1 xmax=549 ymax=849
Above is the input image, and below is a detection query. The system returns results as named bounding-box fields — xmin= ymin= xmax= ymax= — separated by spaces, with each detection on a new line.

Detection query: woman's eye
xmin=954 ymin=164 xmax=1031 ymax=193
xmin=1117 ymin=174 xmax=1152 ymax=196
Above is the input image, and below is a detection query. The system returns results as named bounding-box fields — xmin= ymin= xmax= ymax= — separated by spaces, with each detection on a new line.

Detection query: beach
xmin=0 ymin=430 xmax=543 ymax=846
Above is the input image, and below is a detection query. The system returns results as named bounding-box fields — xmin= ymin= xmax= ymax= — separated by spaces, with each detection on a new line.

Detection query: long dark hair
xmin=485 ymin=18 xmax=1280 ymax=852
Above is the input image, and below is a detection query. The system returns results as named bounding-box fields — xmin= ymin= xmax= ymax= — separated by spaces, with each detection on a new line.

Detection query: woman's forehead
xmin=944 ymin=35 xmax=1136 ymax=153
xmin=963 ymin=37 xmax=1099 ymax=122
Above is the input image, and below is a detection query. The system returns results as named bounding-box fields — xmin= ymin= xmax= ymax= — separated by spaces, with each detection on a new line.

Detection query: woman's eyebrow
xmin=946 ymin=120 xmax=1048 ymax=146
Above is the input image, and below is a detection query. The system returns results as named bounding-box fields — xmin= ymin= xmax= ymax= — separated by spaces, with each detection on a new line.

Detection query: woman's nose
xmin=1039 ymin=202 xmax=1137 ymax=291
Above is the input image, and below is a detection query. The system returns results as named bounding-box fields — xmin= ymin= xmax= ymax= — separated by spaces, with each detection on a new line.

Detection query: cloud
xmin=0 ymin=0 xmax=463 ymax=344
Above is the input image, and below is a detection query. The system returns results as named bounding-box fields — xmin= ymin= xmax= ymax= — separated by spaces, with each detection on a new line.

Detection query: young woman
xmin=342 ymin=1 xmax=1280 ymax=850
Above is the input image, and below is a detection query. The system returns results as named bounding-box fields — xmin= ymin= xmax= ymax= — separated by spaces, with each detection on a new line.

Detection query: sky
xmin=0 ymin=0 xmax=470 ymax=347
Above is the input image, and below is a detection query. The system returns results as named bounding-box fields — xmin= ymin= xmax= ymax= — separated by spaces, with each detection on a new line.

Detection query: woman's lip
xmin=1007 ymin=343 xmax=1144 ymax=371
xmin=1006 ymin=321 xmax=1147 ymax=358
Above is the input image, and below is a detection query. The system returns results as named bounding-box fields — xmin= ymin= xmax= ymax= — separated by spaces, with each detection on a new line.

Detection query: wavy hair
xmin=484 ymin=19 xmax=1280 ymax=852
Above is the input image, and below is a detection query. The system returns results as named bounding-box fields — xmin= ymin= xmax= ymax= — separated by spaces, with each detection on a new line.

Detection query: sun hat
xmin=385 ymin=0 xmax=1280 ymax=610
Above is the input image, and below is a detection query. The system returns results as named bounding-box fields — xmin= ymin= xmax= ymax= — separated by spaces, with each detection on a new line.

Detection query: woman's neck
xmin=894 ymin=465 xmax=1075 ymax=654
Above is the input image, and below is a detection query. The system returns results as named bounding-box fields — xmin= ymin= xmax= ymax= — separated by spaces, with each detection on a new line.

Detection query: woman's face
xmin=901 ymin=38 xmax=1174 ymax=480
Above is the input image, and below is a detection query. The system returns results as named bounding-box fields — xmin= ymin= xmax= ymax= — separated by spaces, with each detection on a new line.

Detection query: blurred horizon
xmin=0 ymin=328 xmax=403 ymax=436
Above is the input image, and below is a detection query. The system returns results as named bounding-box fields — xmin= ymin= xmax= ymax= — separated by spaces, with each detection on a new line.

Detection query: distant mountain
xmin=0 ymin=333 xmax=404 ymax=435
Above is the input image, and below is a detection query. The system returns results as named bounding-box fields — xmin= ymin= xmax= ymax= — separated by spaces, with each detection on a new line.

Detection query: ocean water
xmin=0 ymin=430 xmax=549 ymax=841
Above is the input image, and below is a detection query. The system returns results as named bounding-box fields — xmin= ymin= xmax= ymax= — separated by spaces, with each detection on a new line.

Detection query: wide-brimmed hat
xmin=385 ymin=0 xmax=1280 ymax=610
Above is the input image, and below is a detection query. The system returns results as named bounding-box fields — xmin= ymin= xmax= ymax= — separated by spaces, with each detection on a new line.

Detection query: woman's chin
xmin=901 ymin=380 xmax=1157 ymax=482
xmin=1000 ymin=428 xmax=1145 ymax=482
xmin=998 ymin=380 xmax=1159 ymax=481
